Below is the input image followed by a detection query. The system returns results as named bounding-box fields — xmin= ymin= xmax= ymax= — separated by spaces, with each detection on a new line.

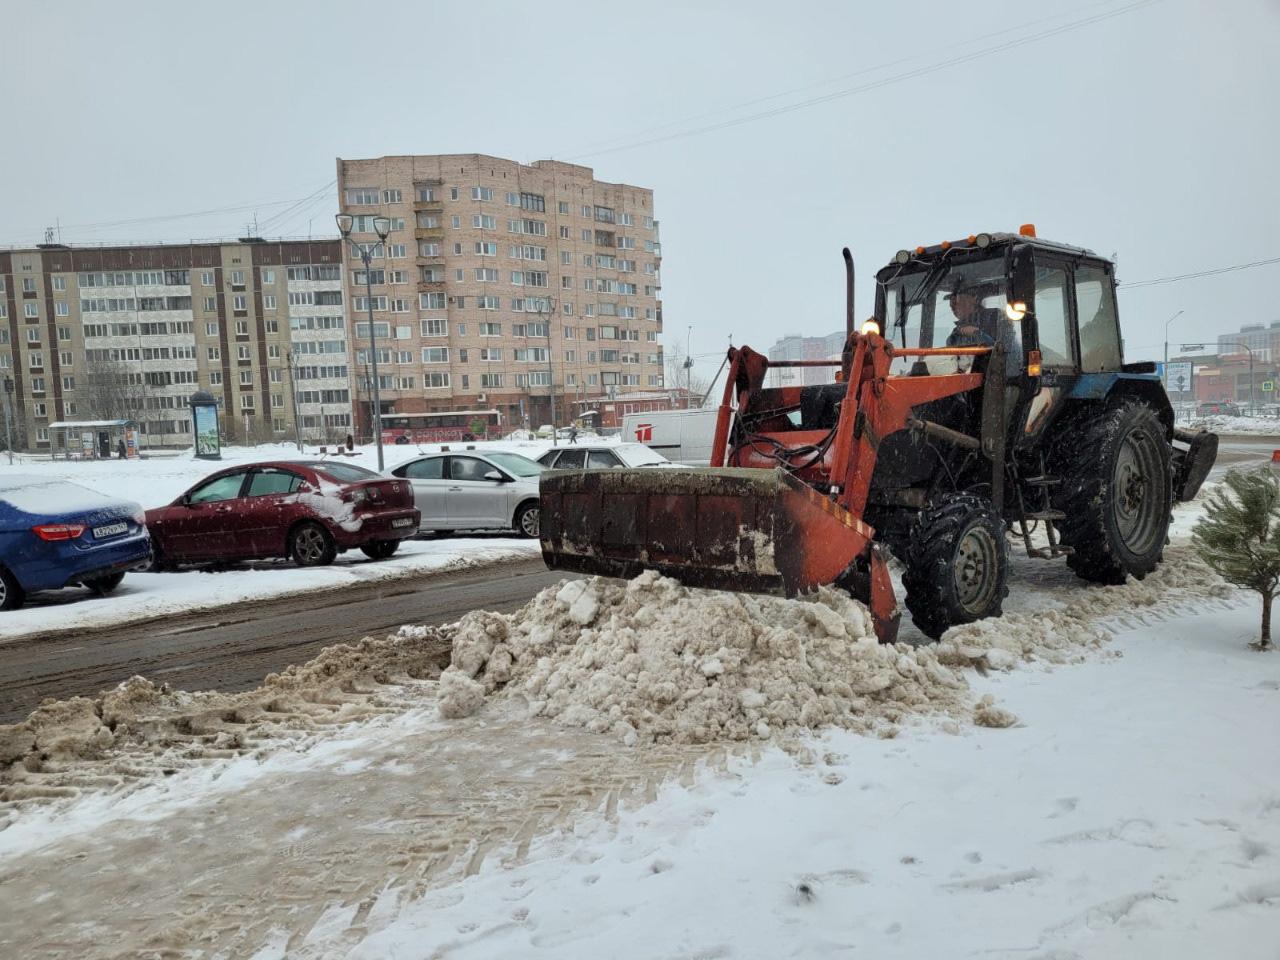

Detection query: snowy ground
xmin=2 ymin=490 xmax=1278 ymax=957
xmin=0 ymin=443 xmax=542 ymax=640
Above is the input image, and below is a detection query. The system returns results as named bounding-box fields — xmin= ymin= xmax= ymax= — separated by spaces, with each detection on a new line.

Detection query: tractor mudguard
xmin=1172 ymin=428 xmax=1218 ymax=502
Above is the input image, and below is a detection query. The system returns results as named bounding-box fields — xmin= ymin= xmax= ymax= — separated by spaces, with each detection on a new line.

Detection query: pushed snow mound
xmin=440 ymin=570 xmax=973 ymax=744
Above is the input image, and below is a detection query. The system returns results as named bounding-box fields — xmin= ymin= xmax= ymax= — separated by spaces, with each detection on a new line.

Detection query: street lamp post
xmin=3 ymin=376 xmax=14 ymax=465
xmin=537 ymin=297 xmax=558 ymax=448
xmin=336 ymin=213 xmax=392 ymax=471
xmin=1220 ymin=340 xmax=1257 ymax=415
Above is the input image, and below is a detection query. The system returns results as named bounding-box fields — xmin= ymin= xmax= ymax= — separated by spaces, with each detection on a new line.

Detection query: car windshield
xmin=309 ymin=462 xmax=380 ymax=483
xmin=619 ymin=445 xmax=668 ymax=466
xmin=486 ymin=452 xmax=543 ymax=477
xmin=880 ymin=255 xmax=1019 ymax=375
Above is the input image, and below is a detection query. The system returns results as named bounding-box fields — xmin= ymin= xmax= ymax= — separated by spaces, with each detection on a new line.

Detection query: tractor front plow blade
xmin=540 ymin=467 xmax=900 ymax=643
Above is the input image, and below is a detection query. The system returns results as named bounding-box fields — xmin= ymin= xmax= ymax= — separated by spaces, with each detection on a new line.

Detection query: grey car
xmin=387 ymin=450 xmax=544 ymax=538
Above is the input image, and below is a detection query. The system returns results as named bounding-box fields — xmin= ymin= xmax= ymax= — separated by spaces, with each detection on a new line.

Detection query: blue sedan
xmin=0 ymin=476 xmax=151 ymax=611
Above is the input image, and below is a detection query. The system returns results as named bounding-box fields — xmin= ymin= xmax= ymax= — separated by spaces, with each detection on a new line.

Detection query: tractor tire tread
xmin=901 ymin=492 xmax=1008 ymax=641
xmin=1049 ymin=401 xmax=1171 ymax=585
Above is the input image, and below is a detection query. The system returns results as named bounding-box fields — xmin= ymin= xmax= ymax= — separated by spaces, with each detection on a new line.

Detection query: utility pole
xmin=1163 ymin=309 xmax=1184 ymax=371
xmin=3 ymin=376 xmax=14 ymax=464
xmin=1220 ymin=340 xmax=1257 ymax=415
xmin=287 ymin=349 xmax=304 ymax=452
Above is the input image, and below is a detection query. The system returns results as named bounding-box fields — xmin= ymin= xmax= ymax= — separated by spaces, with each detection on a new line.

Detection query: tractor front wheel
xmin=1051 ymin=401 xmax=1171 ymax=585
xmin=902 ymin=493 xmax=1009 ymax=641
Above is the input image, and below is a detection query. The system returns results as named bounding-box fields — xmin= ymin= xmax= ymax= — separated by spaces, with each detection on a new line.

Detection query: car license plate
xmin=93 ymin=521 xmax=128 ymax=539
xmin=391 ymin=517 xmax=414 ymax=528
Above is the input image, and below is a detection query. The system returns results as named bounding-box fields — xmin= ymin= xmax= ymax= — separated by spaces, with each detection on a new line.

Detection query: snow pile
xmin=1191 ymin=415 xmax=1280 ymax=436
xmin=439 ymin=571 xmax=975 ymax=744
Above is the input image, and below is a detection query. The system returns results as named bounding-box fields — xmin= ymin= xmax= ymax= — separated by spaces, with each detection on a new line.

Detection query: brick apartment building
xmin=0 ymin=239 xmax=349 ymax=451
xmin=335 ymin=154 xmax=665 ymax=434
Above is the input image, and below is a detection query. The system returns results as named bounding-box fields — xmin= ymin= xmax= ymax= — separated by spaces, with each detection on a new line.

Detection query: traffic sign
xmin=1181 ymin=343 xmax=1206 ymax=351
xmin=1264 ymin=381 xmax=1275 ymax=393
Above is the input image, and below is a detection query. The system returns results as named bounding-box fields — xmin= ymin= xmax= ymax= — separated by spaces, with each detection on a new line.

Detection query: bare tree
xmin=664 ymin=344 xmax=708 ymax=404
xmin=80 ymin=356 xmax=147 ymax=423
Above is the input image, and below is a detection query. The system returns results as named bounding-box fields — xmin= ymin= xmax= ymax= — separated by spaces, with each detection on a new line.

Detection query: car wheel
xmin=149 ymin=542 xmax=173 ymax=572
xmin=360 ymin=539 xmax=400 ymax=560
xmin=288 ymin=521 xmax=337 ymax=567
xmin=514 ymin=502 xmax=540 ymax=539
xmin=0 ymin=567 xmax=25 ymax=612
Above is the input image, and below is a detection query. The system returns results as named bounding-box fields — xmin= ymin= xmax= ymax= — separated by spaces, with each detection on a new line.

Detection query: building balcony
xmin=414 ymin=200 xmax=444 ymax=213
xmin=414 ymin=228 xmax=445 ymax=242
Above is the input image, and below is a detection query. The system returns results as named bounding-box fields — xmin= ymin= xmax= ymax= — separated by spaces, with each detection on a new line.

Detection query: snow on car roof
xmin=0 ymin=476 xmax=139 ymax=515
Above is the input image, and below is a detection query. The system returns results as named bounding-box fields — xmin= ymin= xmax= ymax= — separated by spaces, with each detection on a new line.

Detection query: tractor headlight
xmin=1005 ymin=301 xmax=1027 ymax=321
xmin=861 ymin=319 xmax=881 ymax=336
xmin=893 ymin=249 xmax=911 ymax=264
xmin=975 ymin=233 xmax=992 ymax=248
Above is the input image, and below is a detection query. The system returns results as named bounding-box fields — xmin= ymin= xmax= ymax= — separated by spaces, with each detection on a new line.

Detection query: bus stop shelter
xmin=48 ymin=420 xmax=141 ymax=460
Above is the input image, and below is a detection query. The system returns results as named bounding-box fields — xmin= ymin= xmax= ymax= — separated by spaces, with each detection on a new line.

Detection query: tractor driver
xmin=944 ymin=280 xmax=1003 ymax=348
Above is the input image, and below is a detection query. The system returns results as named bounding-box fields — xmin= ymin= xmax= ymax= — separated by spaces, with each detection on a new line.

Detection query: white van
xmin=621 ymin=408 xmax=719 ymax=466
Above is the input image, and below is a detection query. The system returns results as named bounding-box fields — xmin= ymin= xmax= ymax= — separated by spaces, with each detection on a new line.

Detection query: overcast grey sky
xmin=3 ymin=0 xmax=1278 ymax=382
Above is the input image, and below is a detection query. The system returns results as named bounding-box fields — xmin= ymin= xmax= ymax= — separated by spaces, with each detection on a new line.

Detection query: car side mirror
xmin=484 ymin=470 xmax=507 ymax=482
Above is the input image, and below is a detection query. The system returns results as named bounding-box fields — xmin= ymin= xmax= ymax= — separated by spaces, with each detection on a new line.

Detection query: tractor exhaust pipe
xmin=843 ymin=247 xmax=855 ymax=338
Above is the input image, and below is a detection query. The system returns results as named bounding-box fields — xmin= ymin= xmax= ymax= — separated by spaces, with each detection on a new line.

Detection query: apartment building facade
xmin=335 ymin=154 xmax=664 ymax=433
xmin=766 ymin=331 xmax=846 ymax=388
xmin=0 ymin=239 xmax=349 ymax=451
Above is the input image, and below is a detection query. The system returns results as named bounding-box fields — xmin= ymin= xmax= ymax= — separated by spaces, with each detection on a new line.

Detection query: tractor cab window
xmin=882 ymin=259 xmax=1021 ymax=376
xmin=1033 ymin=265 xmax=1073 ymax=368
xmin=1075 ymin=264 xmax=1122 ymax=371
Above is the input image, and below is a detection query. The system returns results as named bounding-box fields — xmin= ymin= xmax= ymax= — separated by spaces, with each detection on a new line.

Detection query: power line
xmin=1120 ymin=255 xmax=1280 ymax=289
xmin=562 ymin=0 xmax=1125 ymax=158
xmin=562 ymin=0 xmax=1159 ymax=160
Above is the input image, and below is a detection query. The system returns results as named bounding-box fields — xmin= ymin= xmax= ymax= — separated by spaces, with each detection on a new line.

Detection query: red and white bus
xmin=381 ymin=410 xmax=503 ymax=445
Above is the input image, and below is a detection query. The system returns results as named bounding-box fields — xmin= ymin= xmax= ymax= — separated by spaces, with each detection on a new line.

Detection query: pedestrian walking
xmin=569 ymin=425 xmax=578 ymax=444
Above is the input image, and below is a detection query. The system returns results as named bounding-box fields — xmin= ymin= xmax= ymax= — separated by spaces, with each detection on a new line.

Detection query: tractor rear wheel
xmin=1051 ymin=401 xmax=1171 ymax=585
xmin=902 ymin=493 xmax=1009 ymax=640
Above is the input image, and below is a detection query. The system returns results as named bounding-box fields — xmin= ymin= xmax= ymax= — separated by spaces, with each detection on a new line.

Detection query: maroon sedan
xmin=146 ymin=461 xmax=420 ymax=569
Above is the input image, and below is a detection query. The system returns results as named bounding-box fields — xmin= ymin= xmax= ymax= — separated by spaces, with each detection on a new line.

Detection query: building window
xmin=422 ymin=347 xmax=449 ymax=363
xmin=26 ymin=328 xmax=40 ymax=343
xmin=263 ymin=294 xmax=277 ymax=310
xmin=382 ymin=188 xmax=402 ymax=204
xmin=421 ymin=318 xmax=448 ymax=337
xmin=231 ymin=270 xmax=245 ymax=286
xmin=52 ymin=276 xmax=66 ymax=291
xmin=237 ymin=345 xmax=250 ymax=360
xmin=345 ymin=187 xmax=379 ymax=206
xmin=24 ymin=303 xmax=38 ymax=318
xmin=472 ymin=214 xmax=496 ymax=230
xmin=471 ymin=186 xmax=493 ymax=201
xmin=240 ymin=396 xmax=255 ymax=410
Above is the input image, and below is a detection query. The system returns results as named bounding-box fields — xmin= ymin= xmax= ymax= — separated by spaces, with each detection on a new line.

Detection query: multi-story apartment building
xmin=0 ymin=239 xmax=349 ymax=451
xmin=335 ymin=154 xmax=664 ymax=433
xmin=766 ymin=331 xmax=846 ymax=388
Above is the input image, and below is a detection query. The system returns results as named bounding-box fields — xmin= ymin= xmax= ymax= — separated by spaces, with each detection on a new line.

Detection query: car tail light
xmin=342 ymin=487 xmax=370 ymax=505
xmin=32 ymin=523 xmax=86 ymax=541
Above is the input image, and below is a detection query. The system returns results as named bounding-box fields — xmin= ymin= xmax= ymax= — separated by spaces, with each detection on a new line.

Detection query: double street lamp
xmin=335 ymin=213 xmax=392 ymax=471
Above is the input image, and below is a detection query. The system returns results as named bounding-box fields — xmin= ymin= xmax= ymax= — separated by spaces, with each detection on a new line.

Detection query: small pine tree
xmin=1192 ymin=467 xmax=1280 ymax=651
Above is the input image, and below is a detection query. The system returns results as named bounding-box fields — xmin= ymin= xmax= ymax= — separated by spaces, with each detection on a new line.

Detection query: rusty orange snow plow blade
xmin=539 ymin=467 xmax=900 ymax=643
